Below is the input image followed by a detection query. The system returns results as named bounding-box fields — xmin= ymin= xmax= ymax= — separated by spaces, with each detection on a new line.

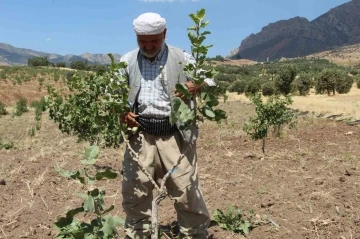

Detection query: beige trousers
xmin=121 ymin=130 xmax=210 ymax=239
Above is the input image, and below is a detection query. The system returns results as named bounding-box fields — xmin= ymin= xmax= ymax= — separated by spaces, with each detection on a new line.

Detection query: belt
xmin=138 ymin=116 xmax=177 ymax=136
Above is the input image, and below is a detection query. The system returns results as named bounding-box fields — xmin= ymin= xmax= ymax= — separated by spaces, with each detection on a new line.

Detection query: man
xmin=119 ymin=12 xmax=214 ymax=239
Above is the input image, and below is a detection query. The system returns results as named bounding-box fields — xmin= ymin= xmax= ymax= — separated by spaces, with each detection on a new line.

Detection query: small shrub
xmin=229 ymin=80 xmax=246 ymax=94
xmin=213 ymin=205 xmax=254 ymax=235
xmin=245 ymin=79 xmax=261 ymax=97
xmin=295 ymin=72 xmax=313 ymax=96
xmin=30 ymin=97 xmax=46 ymax=111
xmin=261 ymin=81 xmax=276 ymax=96
xmin=0 ymin=141 xmax=15 ymax=150
xmin=28 ymin=126 xmax=36 ymax=136
xmin=336 ymin=74 xmax=353 ymax=94
xmin=0 ymin=101 xmax=8 ymax=115
xmin=35 ymin=106 xmax=42 ymax=121
xmin=243 ymin=93 xmax=296 ymax=153
xmin=357 ymin=77 xmax=360 ymax=89
xmin=66 ymin=71 xmax=75 ymax=81
xmin=56 ymin=62 xmax=67 ymax=68
xmin=14 ymin=97 xmax=28 ymax=116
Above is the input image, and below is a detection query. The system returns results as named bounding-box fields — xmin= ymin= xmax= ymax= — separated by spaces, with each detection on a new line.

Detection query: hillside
xmin=0 ymin=43 xmax=121 ymax=66
xmin=230 ymin=0 xmax=360 ymax=61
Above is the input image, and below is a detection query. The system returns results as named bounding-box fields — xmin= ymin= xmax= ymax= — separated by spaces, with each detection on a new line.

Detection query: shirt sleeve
xmin=183 ymin=51 xmax=216 ymax=87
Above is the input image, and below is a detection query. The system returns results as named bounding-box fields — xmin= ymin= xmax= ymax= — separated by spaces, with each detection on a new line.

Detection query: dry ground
xmin=0 ymin=78 xmax=360 ymax=239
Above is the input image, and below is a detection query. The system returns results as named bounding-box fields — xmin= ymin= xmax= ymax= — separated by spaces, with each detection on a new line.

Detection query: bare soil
xmin=1 ymin=95 xmax=360 ymax=238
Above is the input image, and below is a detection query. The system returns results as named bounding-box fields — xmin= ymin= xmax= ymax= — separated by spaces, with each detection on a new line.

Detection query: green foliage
xmin=14 ymin=97 xmax=28 ymax=116
xmin=0 ymin=140 xmax=15 ymax=150
xmin=244 ymin=79 xmax=261 ymax=97
xmin=30 ymin=97 xmax=46 ymax=111
xmin=28 ymin=56 xmax=51 ymax=67
xmin=170 ymin=9 xmax=227 ymax=128
xmin=88 ymin=64 xmax=109 ymax=75
xmin=54 ymin=145 xmax=124 ymax=238
xmin=70 ymin=60 xmax=88 ymax=70
xmin=214 ymin=73 xmax=237 ymax=82
xmin=212 ymin=205 xmax=254 ymax=235
xmin=28 ymin=126 xmax=36 ymax=137
xmin=314 ymin=68 xmax=339 ymax=95
xmin=336 ymin=74 xmax=353 ymax=94
xmin=0 ymin=101 xmax=8 ymax=116
xmin=46 ymin=55 xmax=130 ymax=147
xmin=274 ymin=64 xmax=297 ymax=95
xmin=243 ymin=93 xmax=296 ymax=153
xmin=349 ymin=68 xmax=359 ymax=76
xmin=261 ymin=81 xmax=276 ymax=96
xmin=214 ymin=80 xmax=230 ymax=95
xmin=357 ymin=77 xmax=360 ymax=89
xmin=295 ymin=72 xmax=313 ymax=96
xmin=229 ymin=80 xmax=246 ymax=94
xmin=56 ymin=62 xmax=67 ymax=68
xmin=206 ymin=55 xmax=225 ymax=62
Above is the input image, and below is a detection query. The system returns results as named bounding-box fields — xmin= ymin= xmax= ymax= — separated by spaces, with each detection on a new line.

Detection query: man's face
xmin=137 ymin=30 xmax=166 ymax=58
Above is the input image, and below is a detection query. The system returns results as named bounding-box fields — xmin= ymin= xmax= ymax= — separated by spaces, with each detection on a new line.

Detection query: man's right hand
xmin=120 ymin=112 xmax=139 ymax=128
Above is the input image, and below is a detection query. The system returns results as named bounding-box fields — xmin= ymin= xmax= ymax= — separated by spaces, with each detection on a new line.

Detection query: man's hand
xmin=174 ymin=81 xmax=208 ymax=100
xmin=120 ymin=112 xmax=139 ymax=128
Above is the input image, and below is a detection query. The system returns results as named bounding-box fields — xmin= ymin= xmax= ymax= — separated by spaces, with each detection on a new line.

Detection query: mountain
xmin=230 ymin=0 xmax=360 ymax=61
xmin=0 ymin=43 xmax=121 ymax=66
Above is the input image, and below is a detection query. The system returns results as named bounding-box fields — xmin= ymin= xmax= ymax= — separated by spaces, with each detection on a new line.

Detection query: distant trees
xmin=55 ymin=62 xmax=67 ymax=68
xmin=28 ymin=56 xmax=52 ymax=67
xmin=207 ymin=55 xmax=225 ymax=62
xmin=294 ymin=72 xmax=313 ymax=96
xmin=314 ymin=69 xmax=353 ymax=95
xmin=274 ymin=64 xmax=297 ymax=95
xmin=70 ymin=60 xmax=88 ymax=70
xmin=70 ymin=60 xmax=108 ymax=75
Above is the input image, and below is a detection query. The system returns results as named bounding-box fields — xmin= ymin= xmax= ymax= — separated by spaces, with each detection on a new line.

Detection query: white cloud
xmin=46 ymin=37 xmax=51 ymax=41
xmin=140 ymin=0 xmax=200 ymax=2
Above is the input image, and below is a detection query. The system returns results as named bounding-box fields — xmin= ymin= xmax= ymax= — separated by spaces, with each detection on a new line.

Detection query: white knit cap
xmin=133 ymin=13 xmax=166 ymax=35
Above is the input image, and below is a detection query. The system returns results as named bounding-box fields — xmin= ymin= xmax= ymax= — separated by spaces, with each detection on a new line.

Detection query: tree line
xmin=27 ymin=56 xmax=108 ymax=75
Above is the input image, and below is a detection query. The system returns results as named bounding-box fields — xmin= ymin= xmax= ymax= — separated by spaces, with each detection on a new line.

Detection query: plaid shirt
xmin=119 ymin=43 xmax=215 ymax=118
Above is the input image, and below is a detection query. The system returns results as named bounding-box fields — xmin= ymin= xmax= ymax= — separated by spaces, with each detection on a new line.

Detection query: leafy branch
xmin=54 ymin=146 xmax=124 ymax=238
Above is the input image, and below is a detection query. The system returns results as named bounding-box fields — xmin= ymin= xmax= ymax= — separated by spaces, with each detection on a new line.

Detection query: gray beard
xmin=139 ymin=41 xmax=164 ymax=58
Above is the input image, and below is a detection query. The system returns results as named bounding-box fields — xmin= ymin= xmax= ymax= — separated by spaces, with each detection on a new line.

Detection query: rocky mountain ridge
xmin=229 ymin=0 xmax=360 ymax=61
xmin=0 ymin=43 xmax=121 ymax=66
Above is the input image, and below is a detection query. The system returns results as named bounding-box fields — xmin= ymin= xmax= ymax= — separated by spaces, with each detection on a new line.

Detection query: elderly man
xmin=119 ymin=12 xmax=214 ymax=239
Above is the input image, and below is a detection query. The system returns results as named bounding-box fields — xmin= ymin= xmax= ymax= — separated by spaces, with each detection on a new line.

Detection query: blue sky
xmin=0 ymin=0 xmax=350 ymax=57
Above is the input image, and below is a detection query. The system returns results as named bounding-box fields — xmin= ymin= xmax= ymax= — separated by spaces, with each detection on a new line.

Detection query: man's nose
xmin=144 ymin=43 xmax=154 ymax=49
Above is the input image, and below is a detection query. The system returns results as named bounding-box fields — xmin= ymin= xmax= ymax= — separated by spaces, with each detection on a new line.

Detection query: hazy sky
xmin=0 ymin=0 xmax=350 ymax=57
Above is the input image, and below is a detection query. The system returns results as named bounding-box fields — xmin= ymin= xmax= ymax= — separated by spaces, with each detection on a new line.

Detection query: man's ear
xmin=163 ymin=28 xmax=167 ymax=39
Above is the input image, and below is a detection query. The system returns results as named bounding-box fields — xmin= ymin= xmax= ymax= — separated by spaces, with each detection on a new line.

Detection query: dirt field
xmin=1 ymin=80 xmax=360 ymax=238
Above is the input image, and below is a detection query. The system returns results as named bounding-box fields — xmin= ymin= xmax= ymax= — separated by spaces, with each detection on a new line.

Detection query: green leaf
xmin=204 ymin=93 xmax=219 ymax=107
xmin=112 ymin=216 xmax=125 ymax=226
xmin=55 ymin=168 xmax=86 ymax=184
xmin=85 ymin=146 xmax=99 ymax=160
xmin=94 ymin=169 xmax=118 ymax=180
xmin=83 ymin=195 xmax=95 ymax=212
xmin=203 ymin=106 xmax=215 ymax=119
xmin=189 ymin=13 xmax=199 ymax=24
xmin=169 ymin=112 xmax=178 ymax=125
xmin=80 ymin=158 xmax=97 ymax=165
xmin=197 ymin=8 xmax=206 ymax=20
xmin=171 ymin=97 xmax=182 ymax=112
xmin=102 ymin=215 xmax=116 ymax=236
xmin=89 ymin=188 xmax=100 ymax=197
xmin=175 ymin=83 xmax=191 ymax=99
